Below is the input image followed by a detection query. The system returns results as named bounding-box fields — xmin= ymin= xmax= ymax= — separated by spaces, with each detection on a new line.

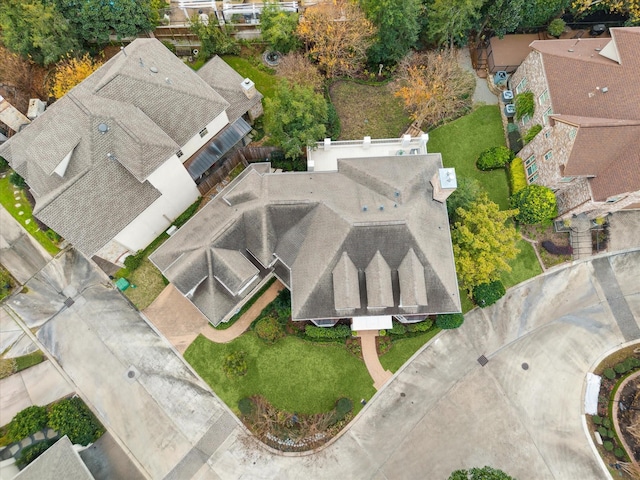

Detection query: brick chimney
xmin=241 ymin=78 xmax=256 ymax=99
xmin=431 ymin=168 xmax=457 ymax=203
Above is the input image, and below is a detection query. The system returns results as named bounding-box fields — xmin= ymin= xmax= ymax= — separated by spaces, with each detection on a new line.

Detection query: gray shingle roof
xmin=151 ymin=155 xmax=461 ymax=324
xmin=14 ymin=436 xmax=94 ymax=480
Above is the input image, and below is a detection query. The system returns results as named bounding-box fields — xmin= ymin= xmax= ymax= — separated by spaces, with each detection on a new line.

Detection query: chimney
xmin=241 ymin=78 xmax=256 ymax=99
xmin=0 ymin=95 xmax=31 ymax=133
xmin=27 ymin=99 xmax=47 ymax=120
xmin=431 ymin=168 xmax=457 ymax=203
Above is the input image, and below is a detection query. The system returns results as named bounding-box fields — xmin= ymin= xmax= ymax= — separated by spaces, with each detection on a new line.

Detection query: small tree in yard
xmin=511 ymin=184 xmax=557 ymax=225
xmin=276 ymin=53 xmax=324 ymax=93
xmin=393 ymin=50 xmax=475 ymax=129
xmin=189 ymin=15 xmax=239 ymax=60
xmin=472 ymin=280 xmax=506 ymax=307
xmin=264 ymin=81 xmax=328 ymax=159
xmin=436 ymin=313 xmax=464 ymax=329
xmin=260 ymin=2 xmax=300 ymax=54
xmin=50 ymin=53 xmax=103 ymax=99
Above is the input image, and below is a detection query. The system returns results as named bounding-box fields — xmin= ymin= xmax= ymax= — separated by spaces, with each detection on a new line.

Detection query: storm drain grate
xmin=63 ymin=297 xmax=75 ymax=307
xmin=477 ymin=355 xmax=489 ymax=367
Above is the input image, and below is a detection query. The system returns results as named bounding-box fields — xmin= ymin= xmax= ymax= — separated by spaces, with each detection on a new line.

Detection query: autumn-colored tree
xmin=451 ymin=192 xmax=520 ymax=293
xmin=393 ymin=50 xmax=475 ymax=129
xmin=296 ymin=0 xmax=376 ymax=77
xmin=50 ymin=53 xmax=103 ymax=99
xmin=276 ymin=53 xmax=324 ymax=92
xmin=572 ymin=0 xmax=640 ymax=23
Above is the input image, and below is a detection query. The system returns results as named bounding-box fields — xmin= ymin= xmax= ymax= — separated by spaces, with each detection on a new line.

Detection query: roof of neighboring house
xmin=197 ymin=56 xmax=263 ymax=122
xmin=0 ymin=39 xmax=261 ymax=256
xmin=14 ymin=436 xmax=95 ymax=480
xmin=150 ymin=156 xmax=461 ymax=324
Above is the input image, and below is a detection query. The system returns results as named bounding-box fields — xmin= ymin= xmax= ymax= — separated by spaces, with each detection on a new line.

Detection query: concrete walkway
xmin=458 ymin=47 xmax=498 ymax=105
xmin=357 ymin=330 xmax=392 ymax=390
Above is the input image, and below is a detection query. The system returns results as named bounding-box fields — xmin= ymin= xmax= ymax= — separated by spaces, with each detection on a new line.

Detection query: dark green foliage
xmin=592 ymin=415 xmax=602 ymax=425
xmin=598 ymin=426 xmax=608 ymax=438
xmin=15 ymin=351 xmax=45 ymax=371
xmin=603 ymin=440 xmax=614 ymax=451
xmin=190 ymin=16 xmax=239 ymax=60
xmin=161 ymin=40 xmax=177 ymax=55
xmin=124 ymin=252 xmax=144 ymax=272
xmin=519 ymin=0 xmax=570 ymax=28
xmin=448 ymin=465 xmax=516 ymax=480
xmin=238 ymin=397 xmax=254 ymax=416
xmin=16 ymin=440 xmax=55 ymax=468
xmin=389 ymin=321 xmax=407 ymax=336
xmin=305 ymin=324 xmax=351 ymax=341
xmin=222 ymin=351 xmax=248 ymax=378
xmin=259 ymin=2 xmax=300 ymax=54
xmin=173 ymin=199 xmax=201 ymax=228
xmin=332 ymin=397 xmax=353 ymax=423
xmin=608 ymin=429 xmax=615 ymax=438
xmin=255 ymin=317 xmax=284 ymax=343
xmin=472 ymin=280 xmax=506 ymax=308
xmin=325 ymin=102 xmax=341 ymax=140
xmin=9 ymin=172 xmax=26 ymax=189
xmin=547 ymin=18 xmax=566 ymax=37
xmin=0 ymin=156 xmax=8 ymax=171
xmin=7 ymin=406 xmax=48 ymax=442
xmin=623 ymin=356 xmax=640 ymax=370
xmin=614 ymin=447 xmax=626 ymax=459
xmin=480 ymin=0 xmax=526 ymax=38
xmin=514 ymin=91 xmax=535 ymax=120
xmin=509 ymin=158 xmax=527 ymax=195
xmin=522 ymin=124 xmax=543 ymax=144
xmin=602 ymin=417 xmax=612 ymax=428
xmin=48 ymin=397 xmax=103 ymax=446
xmin=424 ymin=0 xmax=484 ymax=48
xmin=614 ymin=362 xmax=629 ymax=374
xmin=407 ymin=319 xmax=433 ymax=333
xmin=446 ymin=177 xmax=483 ymax=223
xmin=511 ymin=184 xmax=557 ymax=225
xmin=45 ymin=229 xmax=61 ymax=244
xmin=476 ymin=146 xmax=514 ymax=171
xmin=436 ymin=313 xmax=464 ymax=330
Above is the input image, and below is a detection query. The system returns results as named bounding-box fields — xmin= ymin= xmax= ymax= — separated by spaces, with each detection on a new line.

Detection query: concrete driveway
xmin=5 ymin=249 xmax=639 ymax=479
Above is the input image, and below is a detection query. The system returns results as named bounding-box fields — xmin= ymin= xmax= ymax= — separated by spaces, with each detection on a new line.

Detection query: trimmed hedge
xmin=511 ymin=184 xmax=557 ymax=225
xmin=389 ymin=321 xmax=407 ymax=335
xmin=523 ymin=124 xmax=543 ymax=144
xmin=9 ymin=172 xmax=26 ymax=188
xmin=304 ymin=324 xmax=351 ymax=340
xmin=472 ymin=280 xmax=506 ymax=308
xmin=436 ymin=313 xmax=464 ymax=330
xmin=508 ymin=158 xmax=528 ymax=194
xmin=48 ymin=397 xmax=104 ymax=446
xmin=407 ymin=319 xmax=433 ymax=333
xmin=476 ymin=146 xmax=514 ymax=171
xmin=7 ymin=405 xmax=48 ymax=442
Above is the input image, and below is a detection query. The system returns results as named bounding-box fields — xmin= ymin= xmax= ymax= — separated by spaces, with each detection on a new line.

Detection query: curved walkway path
xmin=612 ymin=369 xmax=640 ymax=472
xmin=358 ymin=330 xmax=393 ymax=390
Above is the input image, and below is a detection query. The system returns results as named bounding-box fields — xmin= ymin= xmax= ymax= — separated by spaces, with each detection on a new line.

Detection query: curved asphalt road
xmin=6 ymin=249 xmax=640 ymax=479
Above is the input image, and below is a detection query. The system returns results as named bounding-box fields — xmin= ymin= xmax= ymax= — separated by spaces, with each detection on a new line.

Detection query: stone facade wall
xmin=509 ymin=51 xmax=553 ymax=131
xmin=559 ymin=189 xmax=640 ymax=220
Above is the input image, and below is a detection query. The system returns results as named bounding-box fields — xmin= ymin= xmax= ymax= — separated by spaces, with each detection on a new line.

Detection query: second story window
xmin=569 ymin=128 xmax=577 ymax=140
xmin=525 ymin=155 xmax=538 ymax=180
xmin=516 ymin=77 xmax=527 ymax=94
xmin=544 ymin=150 xmax=553 ymax=161
xmin=538 ymin=90 xmax=549 ymax=105
xmin=199 ymin=127 xmax=208 ymax=138
xmin=543 ymin=107 xmax=554 ymax=126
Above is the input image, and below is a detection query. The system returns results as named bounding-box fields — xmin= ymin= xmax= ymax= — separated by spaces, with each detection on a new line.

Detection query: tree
xmin=423 ymin=0 xmax=484 ymax=47
xmin=0 ymin=0 xmax=80 ymax=65
xmin=260 ymin=2 xmax=301 ymax=54
xmin=451 ymin=192 xmax=520 ymax=292
xmin=53 ymin=0 xmax=155 ymax=45
xmin=50 ymin=53 xmax=103 ymax=99
xmin=449 ymin=466 xmax=516 ymax=480
xmin=276 ymin=52 xmax=324 ymax=92
xmin=510 ymin=184 xmax=557 ymax=224
xmin=436 ymin=313 xmax=465 ymax=329
xmin=393 ymin=50 xmax=475 ymax=128
xmin=519 ymin=0 xmax=570 ymax=28
xmin=446 ymin=177 xmax=482 ymax=223
xmin=478 ymin=0 xmax=526 ymax=39
xmin=572 ymin=0 xmax=640 ymax=24
xmin=189 ymin=15 xmax=239 ymax=60
xmin=361 ymin=0 xmax=422 ymax=65
xmin=296 ymin=0 xmax=376 ymax=77
xmin=264 ymin=82 xmax=328 ymax=159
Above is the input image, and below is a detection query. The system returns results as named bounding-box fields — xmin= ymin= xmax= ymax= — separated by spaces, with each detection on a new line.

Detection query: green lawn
xmin=122 ymin=259 xmax=167 ymax=310
xmin=329 ymin=80 xmax=411 ymax=140
xmin=380 ymin=329 xmax=440 ymax=373
xmin=185 ymin=333 xmax=376 ymax=415
xmin=0 ymin=175 xmax=60 ymax=256
xmin=429 ymin=106 xmax=509 ymax=210
xmin=221 ymin=56 xmax=278 ymax=100
xmin=500 ymin=238 xmax=542 ymax=289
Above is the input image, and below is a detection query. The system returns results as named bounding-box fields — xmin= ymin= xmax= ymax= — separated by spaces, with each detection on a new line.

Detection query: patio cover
xmin=351 ymin=315 xmax=393 ymax=331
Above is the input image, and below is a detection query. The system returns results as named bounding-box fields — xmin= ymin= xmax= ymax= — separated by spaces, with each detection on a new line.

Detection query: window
xmin=525 ymin=155 xmax=538 ymax=179
xmin=569 ymin=128 xmax=577 ymax=140
xmin=543 ymin=107 xmax=553 ymax=126
xmin=521 ymin=113 xmax=531 ymax=126
xmin=544 ymin=150 xmax=553 ymax=161
xmin=606 ymin=196 xmax=622 ymax=203
xmin=516 ymin=77 xmax=527 ymax=94
xmin=199 ymin=127 xmax=208 ymax=138
xmin=544 ymin=130 xmax=552 ymax=139
xmin=538 ymin=90 xmax=549 ymax=105
xmin=176 ymin=149 xmax=183 ymax=158
xmin=560 ymin=176 xmax=574 ymax=183
xmin=529 ymin=172 xmax=539 ymax=182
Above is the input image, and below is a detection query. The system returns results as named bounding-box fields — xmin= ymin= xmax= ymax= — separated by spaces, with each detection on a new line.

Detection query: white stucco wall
xmin=177 ymin=111 xmax=230 ymax=165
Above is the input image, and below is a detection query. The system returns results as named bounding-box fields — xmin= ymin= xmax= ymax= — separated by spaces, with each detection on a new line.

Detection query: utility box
xmin=504 ymin=104 xmax=516 ymax=118
xmin=502 ymin=90 xmax=514 ymax=103
xmin=115 ymin=278 xmax=130 ymax=291
xmin=494 ymin=71 xmax=508 ymax=86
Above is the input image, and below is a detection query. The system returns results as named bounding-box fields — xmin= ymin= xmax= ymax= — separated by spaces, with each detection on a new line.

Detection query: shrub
xmin=173 ymin=199 xmax=201 ymax=228
xmin=623 ymin=356 xmax=640 ymax=370
xmin=592 ymin=415 xmax=602 ymax=425
xmin=436 ymin=313 xmax=464 ymax=330
xmin=325 ymin=102 xmax=341 ymax=140
xmin=9 ymin=172 xmax=26 ymax=189
xmin=614 ymin=362 xmax=629 ymax=374
xmin=614 ymin=447 xmax=626 ymax=459
xmin=389 ymin=321 xmax=407 ymax=336
xmin=472 ymin=280 xmax=506 ymax=308
xmin=523 ymin=124 xmax=543 ymax=144
xmin=508 ymin=158 xmax=528 ymax=195
xmin=603 ymin=440 xmax=614 ymax=451
xmin=16 ymin=440 xmax=55 ymax=468
xmin=602 ymin=417 xmax=612 ymax=428
xmin=333 ymin=397 xmax=353 ymax=424
xmin=305 ymin=324 xmax=351 ymax=341
xmin=603 ymin=368 xmax=616 ymax=380
xmin=255 ymin=317 xmax=284 ymax=343
xmin=598 ymin=426 xmax=609 ymax=438
xmin=541 ymin=241 xmax=572 ymax=256
xmin=7 ymin=406 xmax=48 ymax=442
xmin=608 ymin=429 xmax=615 ymax=438
xmin=476 ymin=146 xmax=514 ymax=171
xmin=511 ymin=184 xmax=558 ymax=225
xmin=345 ymin=337 xmax=362 ymax=356
xmin=238 ymin=397 xmax=255 ymax=416
xmin=379 ymin=329 xmax=387 ymax=336
xmin=48 ymin=397 xmax=103 ymax=446
xmin=222 ymin=351 xmax=248 ymax=378
xmin=0 ymin=156 xmax=8 ymax=171
xmin=407 ymin=319 xmax=433 ymax=333
xmin=548 ymin=18 xmax=566 ymax=38
xmin=514 ymin=91 xmax=535 ymax=120
xmin=123 ymin=252 xmax=144 ymax=272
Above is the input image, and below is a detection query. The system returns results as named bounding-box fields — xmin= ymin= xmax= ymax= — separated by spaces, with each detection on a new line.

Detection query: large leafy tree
xmin=519 ymin=0 xmax=570 ymax=28
xmin=451 ymin=192 xmax=520 ymax=292
xmin=296 ymin=0 xmax=376 ymax=77
xmin=264 ymin=82 xmax=328 ymax=159
xmin=511 ymin=184 xmax=557 ymax=225
xmin=478 ymin=0 xmax=527 ymax=38
xmin=423 ymin=0 xmax=484 ymax=47
xmin=572 ymin=0 xmax=640 ymax=23
xmin=0 ymin=0 xmax=80 ymax=65
xmin=449 ymin=466 xmax=516 ymax=480
xmin=260 ymin=2 xmax=300 ymax=54
xmin=361 ymin=0 xmax=422 ymax=65
xmin=446 ymin=177 xmax=483 ymax=223
xmin=50 ymin=53 xmax=103 ymax=99
xmin=189 ymin=15 xmax=239 ymax=60
xmin=53 ymin=0 xmax=156 ymax=45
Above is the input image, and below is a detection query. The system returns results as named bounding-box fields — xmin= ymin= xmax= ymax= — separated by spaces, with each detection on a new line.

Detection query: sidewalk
xmin=357 ymin=330 xmax=392 ymax=390
xmin=457 ymin=48 xmax=498 ymax=105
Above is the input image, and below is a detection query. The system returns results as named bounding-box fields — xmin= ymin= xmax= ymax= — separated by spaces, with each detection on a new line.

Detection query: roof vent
xmin=601 ymin=87 xmax=608 ymax=93
xmin=165 ymin=77 xmax=172 ymax=84
xmin=149 ymin=66 xmax=158 ymax=73
xmin=107 ymin=153 xmax=117 ymax=161
xmin=379 ymin=205 xmax=384 ymax=211
xmin=139 ymin=58 xmax=144 ymax=67
xmin=362 ymin=205 xmax=368 ymax=211
xmin=98 ymin=123 xmax=109 ymax=133
xmin=595 ymin=48 xmax=602 ymax=51
xmin=568 ymin=49 xmax=574 ymax=52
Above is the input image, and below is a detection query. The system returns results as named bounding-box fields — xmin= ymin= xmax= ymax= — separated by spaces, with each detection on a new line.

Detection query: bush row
xmin=603 ymin=356 xmax=640 ymax=380
xmin=305 ymin=324 xmax=351 ymax=340
xmin=508 ymin=158 xmax=527 ymax=195
xmin=476 ymin=146 xmax=514 ymax=171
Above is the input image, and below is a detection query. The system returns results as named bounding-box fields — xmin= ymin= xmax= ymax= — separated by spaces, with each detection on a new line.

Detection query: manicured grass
xmin=330 ymin=80 xmax=411 ymax=140
xmin=380 ymin=329 xmax=440 ymax=373
xmin=122 ymin=259 xmax=167 ymax=310
xmin=429 ymin=106 xmax=510 ymax=209
xmin=0 ymin=264 xmax=15 ymax=302
xmin=221 ymin=55 xmax=278 ymax=100
xmin=185 ymin=333 xmax=376 ymax=415
xmin=500 ymin=238 xmax=542 ymax=289
xmin=15 ymin=351 xmax=45 ymax=372
xmin=0 ymin=175 xmax=59 ymax=255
